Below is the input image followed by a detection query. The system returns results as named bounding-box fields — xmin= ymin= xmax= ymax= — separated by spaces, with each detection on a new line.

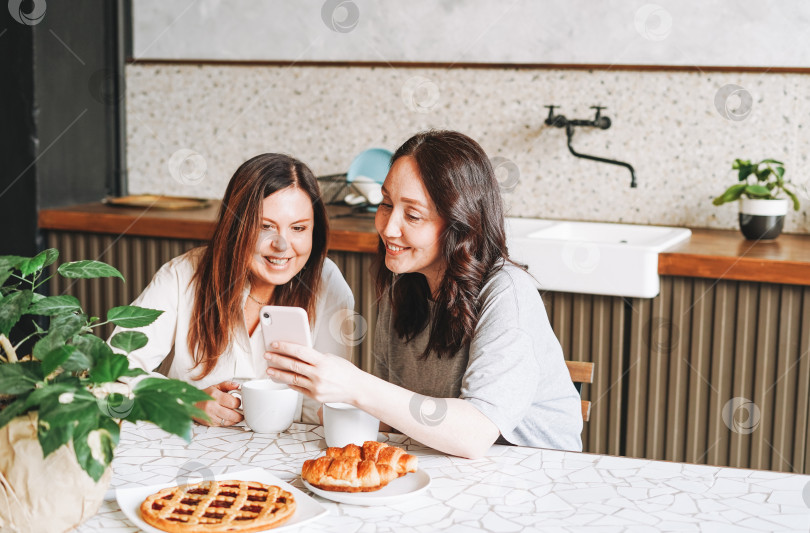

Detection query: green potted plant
xmin=712 ymin=158 xmax=801 ymax=240
xmin=0 ymin=249 xmax=211 ymax=532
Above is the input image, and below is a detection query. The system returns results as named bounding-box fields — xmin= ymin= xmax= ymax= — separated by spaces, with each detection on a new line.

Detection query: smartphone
xmin=260 ymin=306 xmax=313 ymax=350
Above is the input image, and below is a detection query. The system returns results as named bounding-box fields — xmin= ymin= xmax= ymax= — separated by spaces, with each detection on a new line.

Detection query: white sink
xmin=505 ymin=218 xmax=691 ymax=298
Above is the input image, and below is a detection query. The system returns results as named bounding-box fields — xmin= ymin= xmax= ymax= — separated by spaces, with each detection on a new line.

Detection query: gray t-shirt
xmin=372 ymin=264 xmax=583 ymax=451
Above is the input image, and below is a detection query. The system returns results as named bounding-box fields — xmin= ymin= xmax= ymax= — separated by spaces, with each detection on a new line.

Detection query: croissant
xmin=357 ymin=441 xmax=418 ymax=477
xmin=302 ymin=441 xmax=418 ymax=493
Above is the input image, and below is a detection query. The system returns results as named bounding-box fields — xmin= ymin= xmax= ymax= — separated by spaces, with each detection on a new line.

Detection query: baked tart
xmin=301 ymin=441 xmax=418 ymax=493
xmin=140 ymin=479 xmax=295 ymax=532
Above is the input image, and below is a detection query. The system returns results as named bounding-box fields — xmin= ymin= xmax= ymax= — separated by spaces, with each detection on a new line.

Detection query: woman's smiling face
xmin=249 ymin=186 xmax=313 ymax=291
xmin=375 ymin=156 xmax=447 ymax=292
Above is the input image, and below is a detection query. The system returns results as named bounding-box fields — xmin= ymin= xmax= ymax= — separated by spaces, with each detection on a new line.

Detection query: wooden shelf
xmin=659 ymin=228 xmax=810 ymax=286
xmin=38 ymin=203 xmax=810 ymax=286
xmin=38 ymin=201 xmax=380 ymax=253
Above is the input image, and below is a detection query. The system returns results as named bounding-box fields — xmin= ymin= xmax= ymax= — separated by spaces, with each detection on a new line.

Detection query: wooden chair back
xmin=565 ymin=360 xmax=594 ymax=422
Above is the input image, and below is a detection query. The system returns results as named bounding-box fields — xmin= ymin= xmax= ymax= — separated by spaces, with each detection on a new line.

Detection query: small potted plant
xmin=0 ymin=249 xmax=211 ymax=532
xmin=712 ymin=158 xmax=801 ymax=240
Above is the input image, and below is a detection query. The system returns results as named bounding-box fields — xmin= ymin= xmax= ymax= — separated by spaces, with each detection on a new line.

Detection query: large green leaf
xmin=37 ymin=386 xmax=96 ymax=420
xmin=40 ymin=249 xmax=59 ymax=268
xmin=42 ymin=345 xmax=77 ymax=376
xmin=109 ymin=331 xmax=148 ymax=354
xmin=129 ymin=379 xmax=211 ymax=440
xmin=57 ymin=260 xmax=124 ymax=281
xmin=32 ymin=312 xmax=85 ymax=360
xmin=72 ymin=416 xmax=118 ymax=482
xmin=127 ymin=393 xmax=196 ymax=441
xmin=37 ymin=417 xmax=74 ymax=459
xmin=68 ymin=334 xmax=112 ymax=371
xmin=133 ymin=378 xmax=213 ymax=402
xmin=18 ymin=249 xmax=56 ymax=277
xmin=32 ymin=334 xmax=66 ymax=363
xmin=24 ymin=382 xmax=85 ymax=453
xmin=744 ymin=184 xmax=772 ymax=198
xmin=37 ymin=388 xmax=98 ymax=457
xmin=62 ymin=348 xmax=94 ymax=373
xmin=88 ymin=351 xmax=131 ymax=383
xmin=0 ymin=255 xmax=25 ymax=286
xmin=50 ymin=312 xmax=87 ymax=337
xmin=712 ymin=183 xmax=746 ymax=206
xmin=106 ymin=306 xmax=163 ymax=328
xmin=0 ymin=289 xmax=34 ymax=336
xmin=0 ymin=255 xmax=25 ymax=272
xmin=26 ymin=381 xmax=81 ymax=405
xmin=27 ymin=295 xmax=81 ymax=316
xmin=0 ymin=361 xmax=42 ymax=394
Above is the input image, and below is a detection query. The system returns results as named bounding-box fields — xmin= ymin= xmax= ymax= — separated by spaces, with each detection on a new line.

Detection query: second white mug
xmin=323 ymin=402 xmax=380 ymax=447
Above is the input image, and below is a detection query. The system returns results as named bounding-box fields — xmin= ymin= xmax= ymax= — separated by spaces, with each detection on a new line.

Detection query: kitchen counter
xmin=39 ymin=202 xmax=810 ymax=286
xmin=76 ymin=421 xmax=810 ymax=532
xmin=38 ymin=201 xmax=379 ymax=253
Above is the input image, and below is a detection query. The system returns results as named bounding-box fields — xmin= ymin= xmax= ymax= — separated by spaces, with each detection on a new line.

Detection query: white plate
xmin=116 ymin=467 xmax=327 ymax=532
xmin=302 ymin=469 xmax=431 ymax=506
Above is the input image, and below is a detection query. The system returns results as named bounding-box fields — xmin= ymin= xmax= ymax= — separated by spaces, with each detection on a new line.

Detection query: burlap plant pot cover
xmin=0 ymin=412 xmax=112 ymax=533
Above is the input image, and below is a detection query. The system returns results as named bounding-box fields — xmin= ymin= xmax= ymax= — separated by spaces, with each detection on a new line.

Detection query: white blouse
xmin=116 ymin=248 xmax=355 ymax=423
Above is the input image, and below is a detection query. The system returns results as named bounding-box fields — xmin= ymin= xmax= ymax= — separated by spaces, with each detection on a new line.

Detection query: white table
xmin=76 ymin=422 xmax=810 ymax=532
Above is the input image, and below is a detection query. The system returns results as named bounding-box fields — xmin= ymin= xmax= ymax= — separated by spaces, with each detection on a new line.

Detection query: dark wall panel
xmin=1 ymin=1 xmax=126 ymax=257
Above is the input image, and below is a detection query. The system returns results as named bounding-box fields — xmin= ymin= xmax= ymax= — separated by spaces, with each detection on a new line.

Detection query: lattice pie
xmin=140 ymin=479 xmax=295 ymax=532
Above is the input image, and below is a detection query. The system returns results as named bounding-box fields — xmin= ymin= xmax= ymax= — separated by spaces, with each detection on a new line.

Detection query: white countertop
xmin=75 ymin=421 xmax=810 ymax=532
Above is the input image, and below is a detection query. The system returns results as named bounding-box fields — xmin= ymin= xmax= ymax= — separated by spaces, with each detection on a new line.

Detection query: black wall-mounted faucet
xmin=544 ymin=105 xmax=637 ymax=188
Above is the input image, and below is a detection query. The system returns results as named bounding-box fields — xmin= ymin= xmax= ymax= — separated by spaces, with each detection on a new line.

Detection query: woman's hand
xmin=194 ymin=381 xmax=244 ymax=427
xmin=267 ymin=342 xmax=497 ymax=458
xmin=264 ymin=341 xmax=362 ymax=405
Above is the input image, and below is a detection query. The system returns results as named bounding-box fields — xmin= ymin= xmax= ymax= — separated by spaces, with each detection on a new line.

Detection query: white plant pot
xmin=738 ymin=197 xmax=788 ymax=240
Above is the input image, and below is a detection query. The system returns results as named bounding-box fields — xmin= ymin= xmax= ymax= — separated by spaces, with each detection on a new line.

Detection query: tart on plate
xmin=140 ymin=479 xmax=295 ymax=532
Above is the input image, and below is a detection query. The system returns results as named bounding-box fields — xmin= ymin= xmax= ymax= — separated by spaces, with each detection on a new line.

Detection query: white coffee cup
xmin=230 ymin=379 xmax=299 ymax=433
xmin=323 ymin=402 xmax=380 ymax=447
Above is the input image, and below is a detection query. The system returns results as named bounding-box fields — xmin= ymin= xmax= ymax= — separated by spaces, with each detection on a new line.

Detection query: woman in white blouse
xmin=116 ymin=153 xmax=354 ymax=426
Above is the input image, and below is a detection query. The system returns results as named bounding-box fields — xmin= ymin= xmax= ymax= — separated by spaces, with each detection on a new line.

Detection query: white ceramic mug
xmin=229 ymin=379 xmax=299 ymax=433
xmin=323 ymin=402 xmax=380 ymax=447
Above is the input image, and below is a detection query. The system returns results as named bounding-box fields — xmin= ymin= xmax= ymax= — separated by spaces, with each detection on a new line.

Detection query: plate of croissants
xmin=301 ymin=441 xmax=430 ymax=506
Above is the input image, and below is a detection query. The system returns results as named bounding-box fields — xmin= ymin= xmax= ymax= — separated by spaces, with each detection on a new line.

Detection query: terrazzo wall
xmin=125 ymin=64 xmax=810 ymax=234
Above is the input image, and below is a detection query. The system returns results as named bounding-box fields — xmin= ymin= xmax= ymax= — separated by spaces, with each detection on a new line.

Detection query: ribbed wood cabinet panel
xmin=539 ymin=291 xmax=626 ymax=456
xmin=47 ymin=231 xmax=204 ymax=339
xmin=626 ymin=276 xmax=810 ymax=473
xmin=326 ymin=251 xmax=377 ymax=371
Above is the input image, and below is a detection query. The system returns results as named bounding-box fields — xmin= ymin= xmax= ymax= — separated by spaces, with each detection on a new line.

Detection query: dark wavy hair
xmin=374 ymin=130 xmax=515 ymax=359
xmin=188 ymin=153 xmax=328 ymax=379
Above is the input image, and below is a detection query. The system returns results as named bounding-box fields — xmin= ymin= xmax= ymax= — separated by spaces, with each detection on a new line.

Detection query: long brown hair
xmin=374 ymin=130 xmax=515 ymax=359
xmin=188 ymin=153 xmax=328 ymax=379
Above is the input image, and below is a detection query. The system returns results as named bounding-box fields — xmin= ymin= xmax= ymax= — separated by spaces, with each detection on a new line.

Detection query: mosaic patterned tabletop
xmin=74 ymin=421 xmax=810 ymax=532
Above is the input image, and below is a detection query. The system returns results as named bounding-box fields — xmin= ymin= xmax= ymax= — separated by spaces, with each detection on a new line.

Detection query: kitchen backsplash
xmin=126 ymin=64 xmax=810 ymax=234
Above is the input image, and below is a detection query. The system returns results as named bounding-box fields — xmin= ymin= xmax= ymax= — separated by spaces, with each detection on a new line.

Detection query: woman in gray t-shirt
xmin=265 ymin=130 xmax=583 ymax=457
